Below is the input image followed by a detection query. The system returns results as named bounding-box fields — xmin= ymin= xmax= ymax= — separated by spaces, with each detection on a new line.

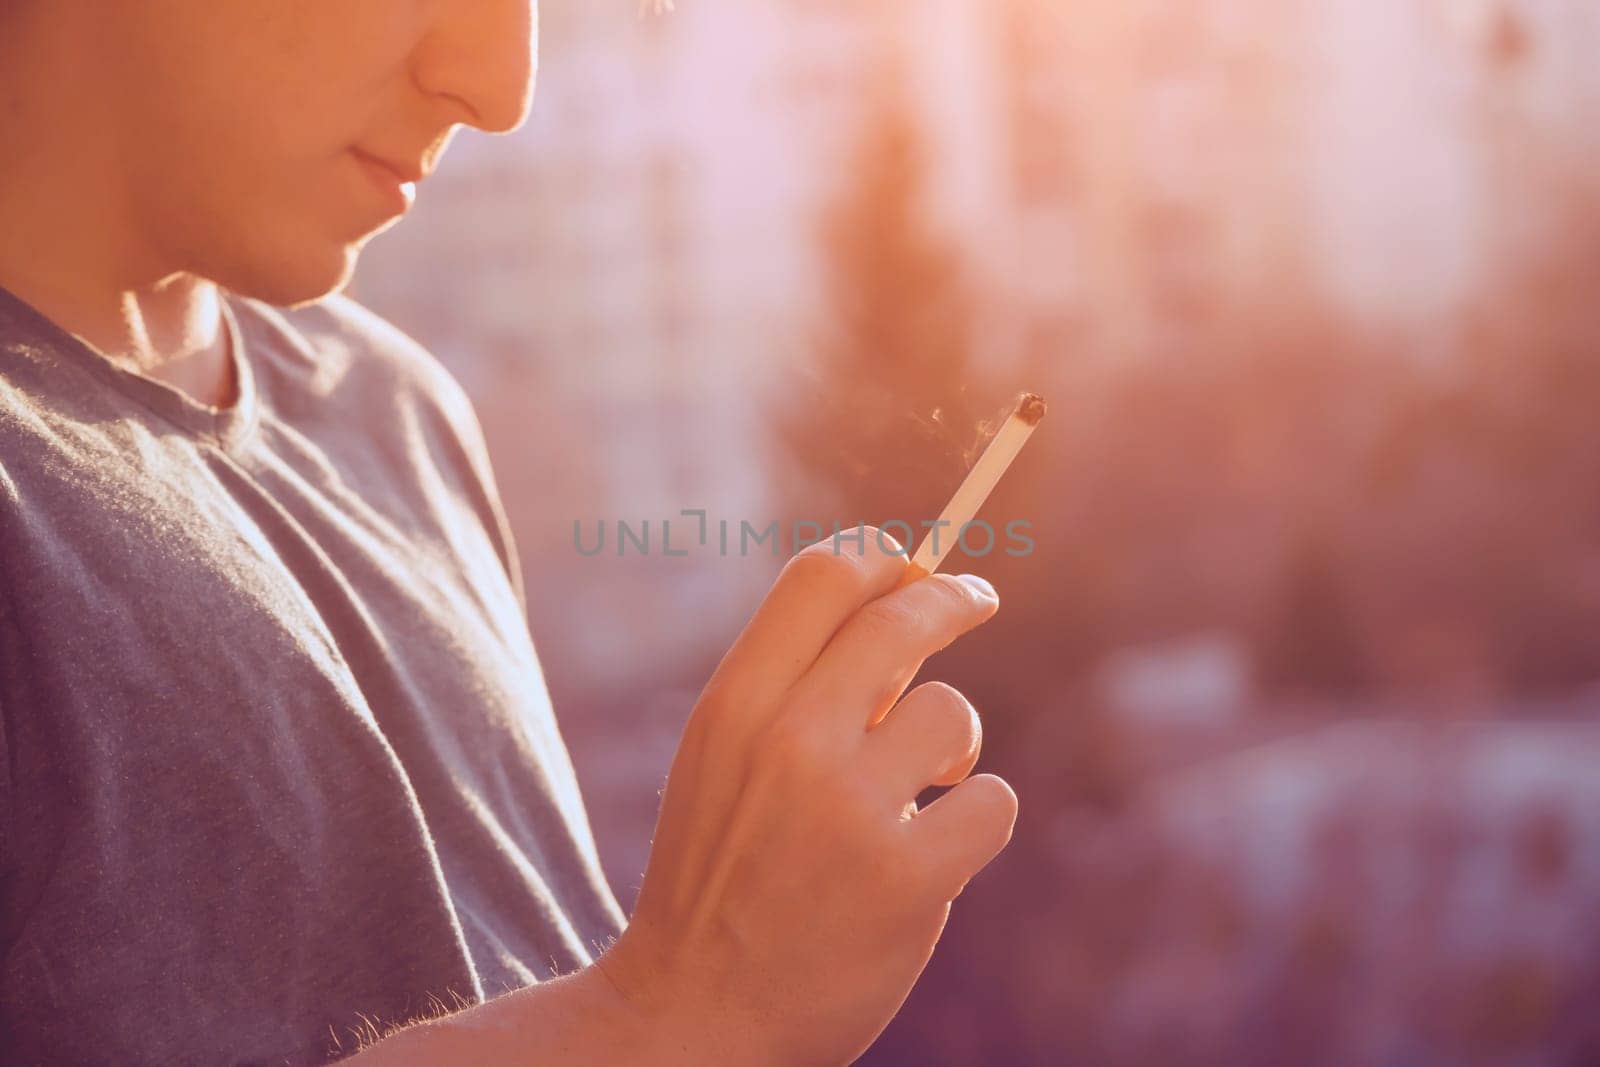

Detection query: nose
xmin=412 ymin=0 xmax=539 ymax=135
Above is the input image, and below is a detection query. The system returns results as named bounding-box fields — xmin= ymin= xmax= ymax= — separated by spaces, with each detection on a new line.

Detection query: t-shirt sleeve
xmin=397 ymin=345 xmax=530 ymax=617
xmin=450 ymin=401 xmax=532 ymax=618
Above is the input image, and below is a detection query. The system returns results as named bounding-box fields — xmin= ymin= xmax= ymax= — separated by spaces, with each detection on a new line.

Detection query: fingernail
xmin=955 ymin=573 xmax=997 ymax=601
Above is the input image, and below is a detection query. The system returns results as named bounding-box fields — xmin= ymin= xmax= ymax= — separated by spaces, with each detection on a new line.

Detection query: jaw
xmin=177 ymin=201 xmax=392 ymax=308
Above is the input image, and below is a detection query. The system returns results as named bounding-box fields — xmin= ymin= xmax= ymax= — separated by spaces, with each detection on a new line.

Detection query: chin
xmin=208 ymin=233 xmax=368 ymax=309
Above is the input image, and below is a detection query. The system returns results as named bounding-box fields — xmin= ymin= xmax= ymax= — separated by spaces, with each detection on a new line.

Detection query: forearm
xmin=338 ymin=960 xmax=740 ymax=1066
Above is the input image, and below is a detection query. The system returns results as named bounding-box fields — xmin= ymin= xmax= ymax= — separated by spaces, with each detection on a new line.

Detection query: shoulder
xmin=257 ymin=293 xmax=528 ymax=597
xmin=234 ymin=291 xmax=478 ymax=431
xmin=229 ymin=291 xmax=523 ymax=575
xmin=228 ymin=291 xmax=508 ymax=525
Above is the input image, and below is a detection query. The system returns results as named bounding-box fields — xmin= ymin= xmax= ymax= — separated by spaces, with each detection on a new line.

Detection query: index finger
xmin=788 ymin=571 xmax=999 ymax=736
xmin=705 ymin=526 xmax=911 ymax=712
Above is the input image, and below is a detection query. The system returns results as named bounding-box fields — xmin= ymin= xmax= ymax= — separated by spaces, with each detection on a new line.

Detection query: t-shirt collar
xmin=0 ymin=282 xmax=260 ymax=453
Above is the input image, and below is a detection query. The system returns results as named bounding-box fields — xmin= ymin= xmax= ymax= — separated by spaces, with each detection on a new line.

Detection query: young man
xmin=0 ymin=3 xmax=1017 ymax=1063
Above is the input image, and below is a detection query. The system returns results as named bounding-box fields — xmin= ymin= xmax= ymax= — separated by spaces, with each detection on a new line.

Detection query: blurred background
xmin=351 ymin=1 xmax=1600 ymax=1062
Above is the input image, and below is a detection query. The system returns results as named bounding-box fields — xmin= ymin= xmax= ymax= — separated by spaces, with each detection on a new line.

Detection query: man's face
xmin=78 ymin=1 xmax=538 ymax=305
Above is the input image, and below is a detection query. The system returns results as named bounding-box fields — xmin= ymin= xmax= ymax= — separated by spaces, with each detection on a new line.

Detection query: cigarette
xmin=898 ymin=392 xmax=1047 ymax=587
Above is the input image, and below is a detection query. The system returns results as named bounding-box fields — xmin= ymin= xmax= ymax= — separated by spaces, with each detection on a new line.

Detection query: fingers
xmin=791 ymin=572 xmax=999 ymax=735
xmin=862 ymin=682 xmax=982 ymax=803
xmin=705 ymin=527 xmax=911 ymax=711
xmin=907 ymin=773 xmax=1018 ymax=900
xmin=658 ymin=529 xmax=914 ymax=876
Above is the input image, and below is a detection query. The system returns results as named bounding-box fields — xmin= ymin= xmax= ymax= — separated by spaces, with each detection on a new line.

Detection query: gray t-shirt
xmin=0 ymin=285 xmax=628 ymax=1065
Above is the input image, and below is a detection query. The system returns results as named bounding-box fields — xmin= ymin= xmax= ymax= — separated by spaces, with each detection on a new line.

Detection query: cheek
xmin=115 ymin=2 xmax=432 ymax=245
xmin=130 ymin=0 xmax=434 ymax=156
xmin=163 ymin=2 xmax=421 ymax=158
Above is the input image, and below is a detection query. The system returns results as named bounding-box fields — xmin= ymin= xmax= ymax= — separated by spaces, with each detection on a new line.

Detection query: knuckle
xmin=926 ymin=573 xmax=989 ymax=616
xmin=922 ymin=680 xmax=976 ymax=721
xmin=786 ymin=527 xmax=908 ymax=590
xmin=908 ymin=682 xmax=981 ymax=756
xmin=823 ymin=524 xmax=904 ymax=559
xmin=860 ymin=524 xmax=904 ymax=555
xmin=916 ymin=680 xmax=965 ymax=705
xmin=948 ymin=699 xmax=984 ymax=761
xmin=854 ymin=596 xmax=923 ymax=643
xmin=785 ymin=542 xmax=867 ymax=589
xmin=757 ymin=710 xmax=833 ymax=777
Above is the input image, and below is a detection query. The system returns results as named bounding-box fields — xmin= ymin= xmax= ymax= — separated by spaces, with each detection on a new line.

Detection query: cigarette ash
xmin=955 ymin=393 xmax=1044 ymax=467
xmin=1015 ymin=392 xmax=1048 ymax=427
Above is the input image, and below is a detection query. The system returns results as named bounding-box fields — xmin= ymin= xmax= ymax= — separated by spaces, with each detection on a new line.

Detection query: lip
xmin=350 ymin=148 xmax=419 ymax=216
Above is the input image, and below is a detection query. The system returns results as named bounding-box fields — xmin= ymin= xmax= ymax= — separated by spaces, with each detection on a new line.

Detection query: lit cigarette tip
xmin=1015 ymin=392 xmax=1048 ymax=427
xmin=903 ymin=388 xmax=1048 ymax=582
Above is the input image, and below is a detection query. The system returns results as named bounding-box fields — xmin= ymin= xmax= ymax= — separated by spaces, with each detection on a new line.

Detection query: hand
xmin=595 ymin=528 xmax=1018 ymax=1064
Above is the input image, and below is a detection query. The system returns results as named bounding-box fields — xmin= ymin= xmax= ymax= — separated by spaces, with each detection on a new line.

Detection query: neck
xmin=0 ymin=270 xmax=238 ymax=410
xmin=0 ymin=17 xmax=236 ymax=409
